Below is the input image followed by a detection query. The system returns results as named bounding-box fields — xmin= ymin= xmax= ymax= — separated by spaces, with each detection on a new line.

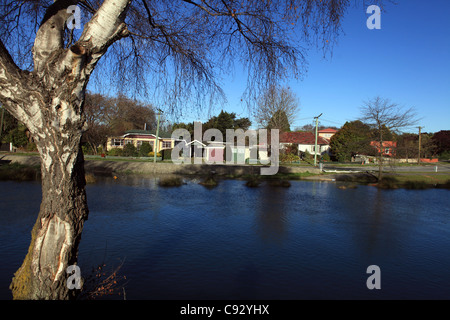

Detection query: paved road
xmin=323 ymin=163 xmax=450 ymax=173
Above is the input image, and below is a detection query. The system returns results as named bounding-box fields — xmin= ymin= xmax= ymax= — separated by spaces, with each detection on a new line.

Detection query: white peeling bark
xmin=2 ymin=0 xmax=133 ymax=300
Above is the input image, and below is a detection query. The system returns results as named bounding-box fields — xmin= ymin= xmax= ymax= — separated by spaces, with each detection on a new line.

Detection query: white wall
xmin=280 ymin=143 xmax=331 ymax=156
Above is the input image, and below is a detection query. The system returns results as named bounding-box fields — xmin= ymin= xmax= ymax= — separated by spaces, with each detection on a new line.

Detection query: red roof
xmin=370 ymin=141 xmax=397 ymax=147
xmin=318 ymin=128 xmax=338 ymax=133
xmin=280 ymin=132 xmax=329 ymax=145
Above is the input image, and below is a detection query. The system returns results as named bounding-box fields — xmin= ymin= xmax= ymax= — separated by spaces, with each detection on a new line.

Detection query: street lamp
xmin=314 ymin=113 xmax=322 ymax=166
xmin=154 ymin=108 xmax=163 ymax=164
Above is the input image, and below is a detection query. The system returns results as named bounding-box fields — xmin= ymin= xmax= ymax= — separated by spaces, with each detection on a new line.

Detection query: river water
xmin=0 ymin=176 xmax=449 ymax=299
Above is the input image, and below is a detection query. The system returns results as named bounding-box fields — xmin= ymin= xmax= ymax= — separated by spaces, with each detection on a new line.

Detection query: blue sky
xmin=187 ymin=0 xmax=450 ymax=133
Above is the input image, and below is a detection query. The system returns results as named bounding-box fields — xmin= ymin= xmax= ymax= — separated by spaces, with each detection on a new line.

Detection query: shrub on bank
xmin=85 ymin=173 xmax=97 ymax=184
xmin=162 ymin=148 xmax=173 ymax=160
xmin=245 ymin=176 xmax=261 ymax=187
xmin=158 ymin=176 xmax=184 ymax=187
xmin=138 ymin=142 xmax=152 ymax=157
xmin=199 ymin=174 xmax=218 ymax=188
xmin=123 ymin=143 xmax=138 ymax=157
xmin=280 ymin=153 xmax=300 ymax=163
xmin=107 ymin=148 xmax=123 ymax=156
xmin=438 ymin=151 xmax=450 ymax=161
xmin=148 ymin=151 xmax=162 ymax=157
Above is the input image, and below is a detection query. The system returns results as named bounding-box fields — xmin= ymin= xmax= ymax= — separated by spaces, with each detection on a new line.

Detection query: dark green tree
xmin=432 ymin=130 xmax=450 ymax=156
xmin=172 ymin=122 xmax=195 ymax=137
xmin=213 ymin=111 xmax=252 ymax=132
xmin=123 ymin=143 xmax=138 ymax=157
xmin=233 ymin=117 xmax=252 ymax=131
xmin=329 ymin=121 xmax=373 ymax=162
xmin=138 ymin=141 xmax=152 ymax=157
xmin=214 ymin=111 xmax=235 ymax=137
xmin=267 ymin=109 xmax=290 ymax=132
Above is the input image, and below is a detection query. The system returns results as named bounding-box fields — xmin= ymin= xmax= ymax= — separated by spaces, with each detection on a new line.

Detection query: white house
xmin=279 ymin=131 xmax=331 ymax=156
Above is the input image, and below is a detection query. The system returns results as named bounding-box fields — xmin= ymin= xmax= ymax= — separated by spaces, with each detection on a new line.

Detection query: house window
xmin=137 ymin=140 xmax=147 ymax=150
xmin=162 ymin=141 xmax=172 ymax=149
xmin=385 ymin=147 xmax=390 ymax=154
xmin=124 ymin=139 xmax=133 ymax=145
xmin=112 ymin=139 xmax=124 ymax=146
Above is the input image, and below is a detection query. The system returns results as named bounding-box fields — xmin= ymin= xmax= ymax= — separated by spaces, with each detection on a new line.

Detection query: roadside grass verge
xmin=224 ymin=171 xmax=318 ymax=180
xmin=378 ymin=174 xmax=450 ymax=190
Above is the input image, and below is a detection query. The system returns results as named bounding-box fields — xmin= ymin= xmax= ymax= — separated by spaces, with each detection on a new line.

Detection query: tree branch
xmin=0 ymin=38 xmax=43 ymax=134
xmin=33 ymin=0 xmax=80 ymax=74
xmin=77 ymin=0 xmax=131 ymax=58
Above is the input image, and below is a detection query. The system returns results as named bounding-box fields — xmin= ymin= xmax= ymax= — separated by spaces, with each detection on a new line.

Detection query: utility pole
xmin=314 ymin=113 xmax=322 ymax=166
xmin=154 ymin=108 xmax=163 ymax=164
xmin=417 ymin=126 xmax=424 ymax=165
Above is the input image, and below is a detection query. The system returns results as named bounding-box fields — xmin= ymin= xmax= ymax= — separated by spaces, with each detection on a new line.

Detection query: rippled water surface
xmin=1 ymin=176 xmax=449 ymax=299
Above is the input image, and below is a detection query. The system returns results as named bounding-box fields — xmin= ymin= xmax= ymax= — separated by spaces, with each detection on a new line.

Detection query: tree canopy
xmin=0 ymin=0 xmax=390 ymax=300
xmin=172 ymin=110 xmax=252 ymax=139
xmin=329 ymin=120 xmax=374 ymax=162
xmin=0 ymin=0 xmax=364 ymax=115
xmin=82 ymin=92 xmax=156 ymax=153
xmin=254 ymin=85 xmax=299 ymax=131
xmin=432 ymin=130 xmax=450 ymax=156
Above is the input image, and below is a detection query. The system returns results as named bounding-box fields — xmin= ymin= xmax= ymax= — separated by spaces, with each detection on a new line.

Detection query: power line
xmin=320 ymin=118 xmax=344 ymax=126
xmin=295 ymin=116 xmax=344 ymax=127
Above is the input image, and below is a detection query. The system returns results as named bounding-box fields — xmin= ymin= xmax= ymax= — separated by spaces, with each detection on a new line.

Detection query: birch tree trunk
xmin=1 ymin=0 xmax=131 ymax=299
xmin=10 ymin=143 xmax=89 ymax=299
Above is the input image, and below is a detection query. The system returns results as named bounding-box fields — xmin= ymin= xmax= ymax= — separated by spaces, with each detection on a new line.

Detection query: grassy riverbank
xmin=1 ymin=160 xmax=449 ymax=189
xmin=0 ymin=162 xmax=41 ymax=181
xmin=311 ymin=172 xmax=450 ymax=189
xmin=0 ymin=162 xmax=98 ymax=183
xmin=377 ymin=174 xmax=450 ymax=189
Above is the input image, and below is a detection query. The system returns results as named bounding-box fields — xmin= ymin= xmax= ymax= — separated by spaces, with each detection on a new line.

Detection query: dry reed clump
xmin=85 ymin=173 xmax=97 ymax=184
xmin=0 ymin=163 xmax=40 ymax=181
xmin=267 ymin=179 xmax=291 ymax=187
xmin=78 ymin=261 xmax=128 ymax=300
xmin=245 ymin=176 xmax=261 ymax=187
xmin=158 ymin=176 xmax=184 ymax=187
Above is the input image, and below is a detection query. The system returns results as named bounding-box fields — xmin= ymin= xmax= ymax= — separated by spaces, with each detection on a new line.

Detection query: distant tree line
xmin=169 ymin=110 xmax=252 ymax=139
xmin=82 ymin=93 xmax=157 ymax=154
xmin=1 ymin=93 xmax=157 ymax=154
xmin=329 ymin=120 xmax=450 ymax=162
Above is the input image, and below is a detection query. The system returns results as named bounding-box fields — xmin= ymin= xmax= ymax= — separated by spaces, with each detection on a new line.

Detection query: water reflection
xmin=1 ymin=177 xmax=450 ymax=299
xmin=255 ymin=183 xmax=288 ymax=244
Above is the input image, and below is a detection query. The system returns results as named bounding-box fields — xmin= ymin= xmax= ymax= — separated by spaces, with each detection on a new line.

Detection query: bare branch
xmin=0 ymin=38 xmax=41 ymax=128
xmin=360 ymin=96 xmax=419 ymax=133
xmin=254 ymin=85 xmax=299 ymax=130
